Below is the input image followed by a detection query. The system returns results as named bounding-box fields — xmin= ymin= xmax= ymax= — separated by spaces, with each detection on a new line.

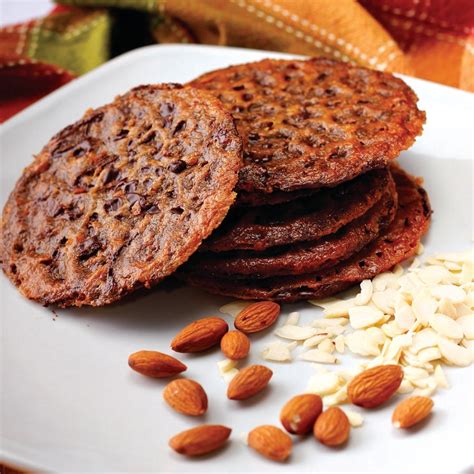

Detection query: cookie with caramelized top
xmin=189 ymin=58 xmax=425 ymax=195
xmin=0 ymin=84 xmax=242 ymax=307
xmin=179 ymin=167 xmax=431 ymax=302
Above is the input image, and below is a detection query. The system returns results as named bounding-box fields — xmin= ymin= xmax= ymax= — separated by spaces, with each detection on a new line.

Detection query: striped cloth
xmin=1 ymin=0 xmax=472 ymax=122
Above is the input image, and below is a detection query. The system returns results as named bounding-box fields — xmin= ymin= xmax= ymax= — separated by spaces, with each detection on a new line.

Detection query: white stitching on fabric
xmin=232 ymin=0 xmax=392 ymax=67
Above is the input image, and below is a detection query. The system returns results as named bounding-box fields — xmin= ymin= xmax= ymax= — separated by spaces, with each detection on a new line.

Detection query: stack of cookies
xmin=0 ymin=58 xmax=431 ymax=307
xmin=180 ymin=58 xmax=431 ymax=302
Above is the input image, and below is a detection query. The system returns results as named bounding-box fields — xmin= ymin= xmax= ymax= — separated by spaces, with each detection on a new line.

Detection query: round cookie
xmin=0 ymin=84 xmax=242 ymax=307
xmin=189 ymin=58 xmax=425 ymax=194
xmin=179 ymin=167 xmax=431 ymax=302
xmin=186 ymin=175 xmax=397 ymax=278
xmin=202 ymin=168 xmax=391 ymax=252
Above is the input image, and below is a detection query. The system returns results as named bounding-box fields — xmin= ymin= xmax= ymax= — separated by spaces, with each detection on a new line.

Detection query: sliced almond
xmin=430 ymin=285 xmax=466 ymax=304
xmin=342 ymin=409 xmax=364 ymax=427
xmin=355 ymin=280 xmax=373 ymax=305
xmin=349 ymin=306 xmax=384 ymax=329
xmin=457 ymin=314 xmax=474 ymax=339
xmin=219 ymin=300 xmax=251 ymax=318
xmin=275 ymin=325 xmax=318 ymax=341
xmin=429 ymin=314 xmax=464 ymax=340
xmin=262 ymin=341 xmax=294 ymax=362
xmin=299 ymin=349 xmax=337 ymax=364
xmin=438 ymin=337 xmax=473 ymax=366
xmin=306 ymin=372 xmax=341 ymax=396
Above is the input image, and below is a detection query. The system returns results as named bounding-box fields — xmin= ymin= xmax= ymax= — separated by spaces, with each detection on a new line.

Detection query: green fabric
xmin=57 ymin=0 xmax=159 ymax=13
xmin=27 ymin=12 xmax=112 ymax=75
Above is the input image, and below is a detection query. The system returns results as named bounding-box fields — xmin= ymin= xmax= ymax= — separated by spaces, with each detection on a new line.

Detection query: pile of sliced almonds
xmin=250 ymin=248 xmax=473 ymax=406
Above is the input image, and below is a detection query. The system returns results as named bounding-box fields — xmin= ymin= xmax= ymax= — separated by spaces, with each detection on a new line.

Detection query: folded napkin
xmin=1 ymin=0 xmax=472 ymax=122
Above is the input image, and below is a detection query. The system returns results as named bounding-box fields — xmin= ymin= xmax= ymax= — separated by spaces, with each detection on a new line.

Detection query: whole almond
xmin=248 ymin=425 xmax=292 ymax=462
xmin=280 ymin=394 xmax=323 ymax=435
xmin=227 ymin=365 xmax=272 ymax=400
xmin=220 ymin=330 xmax=251 ymax=360
xmin=314 ymin=407 xmax=350 ymax=446
xmin=128 ymin=350 xmax=186 ymax=378
xmin=347 ymin=364 xmax=403 ymax=408
xmin=392 ymin=396 xmax=434 ymax=429
xmin=171 ymin=317 xmax=228 ymax=353
xmin=169 ymin=425 xmax=231 ymax=456
xmin=234 ymin=301 xmax=280 ymax=334
xmin=163 ymin=379 xmax=208 ymax=416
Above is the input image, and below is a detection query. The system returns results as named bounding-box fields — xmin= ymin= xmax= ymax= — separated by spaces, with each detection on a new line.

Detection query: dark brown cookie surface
xmin=189 ymin=58 xmax=425 ymax=194
xmin=185 ymin=174 xmax=397 ymax=278
xmin=203 ymin=168 xmax=390 ymax=252
xmin=179 ymin=166 xmax=431 ymax=301
xmin=0 ymin=84 xmax=242 ymax=307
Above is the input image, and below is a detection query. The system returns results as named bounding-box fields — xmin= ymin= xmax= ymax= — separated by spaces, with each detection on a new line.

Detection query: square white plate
xmin=1 ymin=45 xmax=473 ymax=473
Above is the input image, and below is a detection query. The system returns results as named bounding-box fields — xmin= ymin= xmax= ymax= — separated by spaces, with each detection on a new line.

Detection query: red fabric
xmin=0 ymin=58 xmax=75 ymax=122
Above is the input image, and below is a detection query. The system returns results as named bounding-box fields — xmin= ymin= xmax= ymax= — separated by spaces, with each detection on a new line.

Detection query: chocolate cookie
xmin=202 ymin=168 xmax=390 ymax=252
xmin=185 ymin=174 xmax=397 ymax=278
xmin=0 ymin=84 xmax=242 ymax=307
xmin=179 ymin=166 xmax=431 ymax=301
xmin=189 ymin=58 xmax=425 ymax=194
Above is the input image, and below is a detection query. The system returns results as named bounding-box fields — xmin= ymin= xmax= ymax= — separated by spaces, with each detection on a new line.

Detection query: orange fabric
xmin=155 ymin=0 xmax=473 ymax=91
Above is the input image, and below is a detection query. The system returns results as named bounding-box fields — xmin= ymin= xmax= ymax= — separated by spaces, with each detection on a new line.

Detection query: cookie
xmin=185 ymin=174 xmax=397 ymax=278
xmin=0 ymin=84 xmax=242 ymax=307
xmin=189 ymin=58 xmax=425 ymax=194
xmin=202 ymin=168 xmax=390 ymax=252
xmin=179 ymin=166 xmax=431 ymax=301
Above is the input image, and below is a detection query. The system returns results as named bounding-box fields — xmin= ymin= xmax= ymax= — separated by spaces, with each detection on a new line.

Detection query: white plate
xmin=1 ymin=45 xmax=473 ymax=473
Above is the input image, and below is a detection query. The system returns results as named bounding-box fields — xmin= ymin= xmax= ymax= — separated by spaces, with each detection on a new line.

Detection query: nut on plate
xmin=169 ymin=425 xmax=232 ymax=456
xmin=128 ymin=350 xmax=186 ymax=378
xmin=347 ymin=365 xmax=403 ymax=408
xmin=163 ymin=379 xmax=208 ymax=416
xmin=227 ymin=364 xmax=273 ymax=400
xmin=171 ymin=317 xmax=228 ymax=353
xmin=392 ymin=396 xmax=434 ymax=429
xmin=221 ymin=330 xmax=251 ymax=360
xmin=280 ymin=394 xmax=323 ymax=435
xmin=248 ymin=425 xmax=292 ymax=462
xmin=234 ymin=301 xmax=280 ymax=334
xmin=314 ymin=407 xmax=350 ymax=446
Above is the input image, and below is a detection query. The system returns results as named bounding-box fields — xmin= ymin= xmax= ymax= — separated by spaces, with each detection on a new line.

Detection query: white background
xmin=0 ymin=0 xmax=53 ymax=26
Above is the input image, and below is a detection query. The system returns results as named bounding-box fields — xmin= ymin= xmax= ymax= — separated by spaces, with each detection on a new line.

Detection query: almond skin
xmin=169 ymin=425 xmax=231 ymax=456
xmin=227 ymin=365 xmax=273 ymax=400
xmin=128 ymin=350 xmax=186 ymax=378
xmin=171 ymin=317 xmax=228 ymax=353
xmin=248 ymin=425 xmax=292 ymax=462
xmin=163 ymin=379 xmax=208 ymax=416
xmin=280 ymin=394 xmax=323 ymax=435
xmin=234 ymin=301 xmax=280 ymax=334
xmin=392 ymin=396 xmax=434 ymax=429
xmin=220 ymin=330 xmax=251 ymax=360
xmin=314 ymin=407 xmax=350 ymax=446
xmin=347 ymin=364 xmax=403 ymax=408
